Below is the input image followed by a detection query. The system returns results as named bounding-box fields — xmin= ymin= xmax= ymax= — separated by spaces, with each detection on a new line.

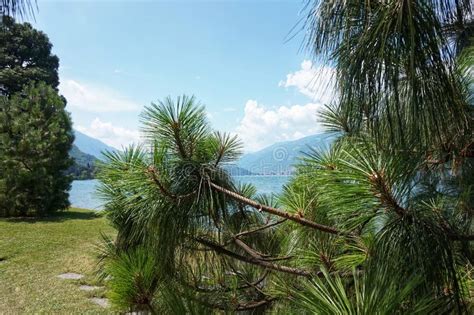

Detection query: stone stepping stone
xmin=90 ymin=297 xmax=109 ymax=308
xmin=79 ymin=285 xmax=101 ymax=291
xmin=57 ymin=273 xmax=84 ymax=280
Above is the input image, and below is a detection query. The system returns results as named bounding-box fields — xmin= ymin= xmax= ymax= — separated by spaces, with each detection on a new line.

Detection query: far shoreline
xmin=72 ymin=174 xmax=293 ymax=181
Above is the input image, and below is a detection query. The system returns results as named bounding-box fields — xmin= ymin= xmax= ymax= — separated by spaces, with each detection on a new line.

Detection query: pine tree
xmin=97 ymin=1 xmax=473 ymax=313
xmin=0 ymin=83 xmax=73 ymax=216
xmin=1 ymin=0 xmax=35 ymax=19
xmin=0 ymin=15 xmax=73 ymax=217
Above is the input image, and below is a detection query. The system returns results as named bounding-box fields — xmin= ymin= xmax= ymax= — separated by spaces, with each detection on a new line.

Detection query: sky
xmin=32 ymin=0 xmax=334 ymax=152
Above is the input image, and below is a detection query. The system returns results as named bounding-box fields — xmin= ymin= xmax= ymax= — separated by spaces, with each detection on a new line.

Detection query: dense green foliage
xmin=0 ymin=16 xmax=73 ymax=216
xmin=0 ymin=15 xmax=59 ymax=96
xmin=0 ymin=83 xmax=73 ymax=216
xmin=98 ymin=1 xmax=473 ymax=314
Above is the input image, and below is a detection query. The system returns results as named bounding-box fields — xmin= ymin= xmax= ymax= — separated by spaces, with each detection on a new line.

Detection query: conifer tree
xmin=98 ymin=1 xmax=473 ymax=313
xmin=0 ymin=15 xmax=73 ymax=217
xmin=1 ymin=0 xmax=35 ymax=19
xmin=0 ymin=83 xmax=73 ymax=216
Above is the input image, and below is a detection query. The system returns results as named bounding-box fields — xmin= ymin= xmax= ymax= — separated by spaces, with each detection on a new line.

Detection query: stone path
xmin=57 ymin=273 xmax=84 ymax=280
xmin=90 ymin=298 xmax=109 ymax=308
xmin=57 ymin=272 xmax=110 ymax=308
xmin=79 ymin=285 xmax=101 ymax=291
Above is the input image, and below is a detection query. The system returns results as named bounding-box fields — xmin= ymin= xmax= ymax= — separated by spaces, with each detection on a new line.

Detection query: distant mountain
xmin=238 ymin=133 xmax=338 ymax=175
xmin=68 ymin=145 xmax=99 ymax=180
xmin=69 ymin=130 xmax=337 ymax=178
xmin=70 ymin=145 xmax=97 ymax=166
xmin=72 ymin=130 xmax=256 ymax=178
xmin=223 ymin=164 xmax=257 ymax=176
xmin=74 ymin=130 xmax=116 ymax=160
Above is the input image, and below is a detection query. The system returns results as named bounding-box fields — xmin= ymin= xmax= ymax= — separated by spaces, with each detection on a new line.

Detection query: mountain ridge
xmin=238 ymin=133 xmax=337 ymax=175
xmin=73 ymin=130 xmax=117 ymax=160
xmin=69 ymin=131 xmax=337 ymax=178
xmin=68 ymin=145 xmax=99 ymax=180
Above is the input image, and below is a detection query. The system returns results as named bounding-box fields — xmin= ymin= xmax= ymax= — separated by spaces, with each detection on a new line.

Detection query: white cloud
xmin=76 ymin=118 xmax=141 ymax=150
xmin=59 ymin=79 xmax=140 ymax=112
xmin=279 ymin=60 xmax=335 ymax=104
xmin=235 ymin=100 xmax=325 ymax=152
xmin=234 ymin=61 xmax=336 ymax=151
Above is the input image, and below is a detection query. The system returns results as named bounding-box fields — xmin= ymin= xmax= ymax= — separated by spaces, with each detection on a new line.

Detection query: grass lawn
xmin=0 ymin=208 xmax=115 ymax=314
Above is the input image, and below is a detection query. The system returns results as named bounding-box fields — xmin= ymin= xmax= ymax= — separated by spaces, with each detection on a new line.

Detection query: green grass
xmin=0 ymin=208 xmax=115 ymax=314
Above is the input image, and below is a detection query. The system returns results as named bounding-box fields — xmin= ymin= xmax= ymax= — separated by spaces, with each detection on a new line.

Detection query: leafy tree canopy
xmin=0 ymin=15 xmax=59 ymax=96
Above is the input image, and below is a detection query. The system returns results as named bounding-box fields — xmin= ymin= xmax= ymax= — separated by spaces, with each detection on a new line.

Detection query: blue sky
xmin=33 ymin=0 xmax=334 ymax=151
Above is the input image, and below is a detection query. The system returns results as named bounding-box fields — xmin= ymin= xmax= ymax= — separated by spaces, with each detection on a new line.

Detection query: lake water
xmin=70 ymin=176 xmax=291 ymax=210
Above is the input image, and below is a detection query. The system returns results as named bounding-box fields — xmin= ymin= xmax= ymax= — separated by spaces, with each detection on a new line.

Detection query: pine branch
xmin=146 ymin=166 xmax=196 ymax=202
xmin=233 ymin=238 xmax=293 ymax=262
xmin=445 ymin=231 xmax=474 ymax=241
xmin=183 ymin=271 xmax=269 ymax=293
xmin=195 ymin=237 xmax=312 ymax=277
xmin=209 ymin=182 xmax=341 ymax=235
xmin=179 ymin=284 xmax=277 ymax=312
xmin=368 ymin=171 xmax=473 ymax=241
xmin=234 ymin=238 xmax=268 ymax=260
xmin=171 ymin=122 xmax=188 ymax=159
xmin=200 ymin=296 xmax=277 ymax=312
xmin=234 ymin=219 xmax=287 ymax=238
xmin=368 ymin=171 xmax=406 ymax=216
xmin=233 ymin=298 xmax=277 ymax=311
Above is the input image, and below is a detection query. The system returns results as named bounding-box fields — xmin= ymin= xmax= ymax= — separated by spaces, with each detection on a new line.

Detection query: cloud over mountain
xmin=235 ymin=60 xmax=335 ymax=151
xmin=235 ymin=100 xmax=325 ymax=152
xmin=76 ymin=118 xmax=141 ymax=150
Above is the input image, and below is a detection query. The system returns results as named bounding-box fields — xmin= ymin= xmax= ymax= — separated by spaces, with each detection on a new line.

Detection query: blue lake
xmin=70 ymin=176 xmax=291 ymax=210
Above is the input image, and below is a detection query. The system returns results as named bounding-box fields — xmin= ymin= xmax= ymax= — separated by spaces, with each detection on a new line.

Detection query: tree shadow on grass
xmin=2 ymin=209 xmax=103 ymax=223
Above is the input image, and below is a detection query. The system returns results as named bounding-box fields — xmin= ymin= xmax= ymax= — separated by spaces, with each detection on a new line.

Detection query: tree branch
xmin=195 ymin=237 xmax=312 ymax=277
xmin=368 ymin=171 xmax=406 ymax=216
xmin=234 ymin=238 xmax=266 ymax=260
xmin=234 ymin=298 xmax=277 ymax=311
xmin=147 ymin=166 xmax=177 ymax=201
xmin=234 ymin=219 xmax=287 ymax=238
xmin=368 ymin=172 xmax=473 ymax=241
xmin=172 ymin=122 xmax=188 ymax=159
xmin=183 ymin=271 xmax=269 ymax=293
xmin=146 ymin=166 xmax=196 ymax=202
xmin=233 ymin=238 xmax=293 ymax=262
xmin=228 ymin=263 xmax=267 ymax=296
xmin=446 ymin=231 xmax=474 ymax=241
xmin=209 ymin=182 xmax=341 ymax=235
xmin=199 ymin=296 xmax=277 ymax=312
